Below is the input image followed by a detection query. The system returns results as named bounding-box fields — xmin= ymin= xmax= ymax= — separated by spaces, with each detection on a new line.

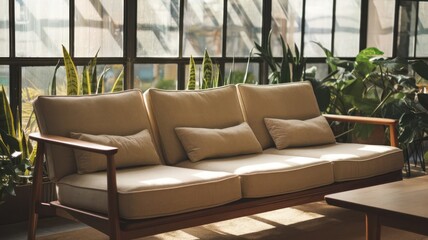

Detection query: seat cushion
xmin=176 ymin=122 xmax=263 ymax=162
xmin=264 ymin=143 xmax=404 ymax=181
xmin=176 ymin=153 xmax=334 ymax=198
xmin=57 ymin=165 xmax=241 ymax=219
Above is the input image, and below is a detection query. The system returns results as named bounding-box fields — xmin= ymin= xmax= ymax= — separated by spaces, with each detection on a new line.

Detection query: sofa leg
xmin=28 ymin=142 xmax=45 ymax=240
xmin=27 ymin=211 xmax=38 ymax=240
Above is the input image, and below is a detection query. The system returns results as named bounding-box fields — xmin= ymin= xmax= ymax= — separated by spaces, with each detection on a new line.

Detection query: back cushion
xmin=33 ymin=90 xmax=156 ymax=181
xmin=237 ymin=82 xmax=321 ymax=149
xmin=145 ymin=85 xmax=245 ymax=165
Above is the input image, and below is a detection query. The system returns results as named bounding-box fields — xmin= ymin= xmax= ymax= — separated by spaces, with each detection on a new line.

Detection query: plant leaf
xmin=62 ymin=45 xmax=79 ymax=95
xmin=111 ymin=68 xmax=124 ymax=92
xmin=187 ymin=55 xmax=196 ymax=90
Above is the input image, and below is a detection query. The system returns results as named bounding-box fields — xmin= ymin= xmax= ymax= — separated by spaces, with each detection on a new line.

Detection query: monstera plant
xmin=316 ymin=42 xmax=428 ymax=148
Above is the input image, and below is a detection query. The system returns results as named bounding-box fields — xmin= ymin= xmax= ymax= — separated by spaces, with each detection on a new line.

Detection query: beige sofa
xmin=28 ymin=82 xmax=403 ymax=239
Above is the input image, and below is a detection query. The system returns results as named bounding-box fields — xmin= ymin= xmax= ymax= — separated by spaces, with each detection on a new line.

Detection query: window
xmin=2 ymin=0 xmax=425 ymax=127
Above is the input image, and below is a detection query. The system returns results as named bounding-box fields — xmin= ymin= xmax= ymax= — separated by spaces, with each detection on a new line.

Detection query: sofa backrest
xmin=237 ymin=82 xmax=321 ymax=149
xmin=33 ymin=90 xmax=156 ymax=181
xmin=144 ymin=85 xmax=245 ymax=165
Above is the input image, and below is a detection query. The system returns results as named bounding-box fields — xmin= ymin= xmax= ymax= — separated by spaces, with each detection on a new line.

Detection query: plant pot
xmin=0 ymin=181 xmax=56 ymax=225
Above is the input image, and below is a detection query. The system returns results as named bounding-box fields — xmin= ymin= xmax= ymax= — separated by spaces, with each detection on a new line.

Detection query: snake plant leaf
xmin=411 ymin=60 xmax=428 ymax=81
xmin=279 ymin=35 xmax=290 ymax=83
xmin=88 ymin=50 xmax=99 ymax=94
xmin=187 ymin=55 xmax=196 ymax=90
xmin=82 ymin=65 xmax=91 ymax=95
xmin=97 ymin=67 xmax=109 ymax=94
xmin=213 ymin=64 xmax=220 ymax=88
xmin=111 ymin=68 xmax=124 ymax=92
xmin=0 ymin=86 xmax=15 ymax=136
xmin=50 ymin=60 xmax=60 ymax=95
xmin=62 ymin=45 xmax=79 ymax=95
xmin=202 ymin=49 xmax=213 ymax=89
xmin=243 ymin=48 xmax=254 ymax=84
xmin=0 ymin=129 xmax=20 ymax=154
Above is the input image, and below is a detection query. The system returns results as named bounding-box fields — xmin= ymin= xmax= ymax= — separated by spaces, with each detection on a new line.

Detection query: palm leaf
xmin=243 ymin=48 xmax=254 ymax=84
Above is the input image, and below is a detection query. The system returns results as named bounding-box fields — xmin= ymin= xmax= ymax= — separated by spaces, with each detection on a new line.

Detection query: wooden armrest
xmin=29 ymin=132 xmax=118 ymax=155
xmin=323 ymin=114 xmax=398 ymax=125
xmin=323 ymin=114 xmax=399 ymax=147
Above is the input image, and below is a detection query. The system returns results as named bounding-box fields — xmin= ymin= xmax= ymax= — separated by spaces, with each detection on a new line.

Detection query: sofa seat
xmin=264 ymin=143 xmax=404 ymax=182
xmin=176 ymin=153 xmax=334 ymax=198
xmin=56 ymin=165 xmax=241 ymax=220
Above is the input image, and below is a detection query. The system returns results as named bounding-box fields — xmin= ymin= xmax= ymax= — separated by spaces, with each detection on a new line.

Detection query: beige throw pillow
xmin=71 ymin=129 xmax=161 ymax=174
xmin=264 ymin=116 xmax=336 ymax=149
xmin=175 ymin=122 xmax=263 ymax=162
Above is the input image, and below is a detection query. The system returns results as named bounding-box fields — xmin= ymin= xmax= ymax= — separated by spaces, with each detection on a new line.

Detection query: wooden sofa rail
xmin=28 ymin=114 xmax=402 ymax=240
xmin=323 ymin=114 xmax=399 ymax=147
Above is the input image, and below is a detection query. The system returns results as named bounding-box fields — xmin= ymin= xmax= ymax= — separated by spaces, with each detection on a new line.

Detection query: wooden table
xmin=325 ymin=176 xmax=428 ymax=240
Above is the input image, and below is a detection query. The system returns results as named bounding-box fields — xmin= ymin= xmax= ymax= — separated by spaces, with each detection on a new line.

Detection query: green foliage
xmin=0 ymin=86 xmax=35 ymax=204
xmin=187 ymin=49 xmax=220 ymax=90
xmin=315 ymin=42 xmax=428 ymax=146
xmin=253 ymin=33 xmax=328 ymax=111
xmin=54 ymin=46 xmax=124 ymax=96
xmin=254 ymin=30 xmax=306 ymax=84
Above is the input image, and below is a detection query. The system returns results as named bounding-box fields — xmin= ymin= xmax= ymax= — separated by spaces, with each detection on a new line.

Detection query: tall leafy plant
xmin=0 ymin=86 xmax=35 ymax=204
xmin=253 ymin=32 xmax=330 ymax=111
xmin=54 ymin=45 xmax=124 ymax=95
xmin=254 ymin=30 xmax=305 ymax=84
xmin=186 ymin=49 xmax=220 ymax=90
xmin=315 ymin=42 xmax=428 ymax=145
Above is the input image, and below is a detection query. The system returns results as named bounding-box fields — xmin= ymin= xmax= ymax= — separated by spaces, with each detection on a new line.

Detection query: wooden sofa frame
xmin=27 ymin=114 xmax=402 ymax=240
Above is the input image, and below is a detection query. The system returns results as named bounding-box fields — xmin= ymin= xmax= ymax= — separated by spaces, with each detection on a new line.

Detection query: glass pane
xmin=335 ymin=0 xmax=361 ymax=57
xmin=271 ymin=0 xmax=303 ymax=57
xmin=397 ymin=1 xmax=416 ymax=57
xmin=183 ymin=0 xmax=223 ymax=57
xmin=75 ymin=0 xmax=124 ymax=57
xmin=224 ymin=63 xmax=259 ymax=85
xmin=137 ymin=0 xmax=179 ymax=57
xmin=135 ymin=64 xmax=177 ymax=91
xmin=15 ymin=0 xmax=69 ymax=57
xmin=0 ymin=0 xmax=8 ymax=57
xmin=367 ymin=0 xmax=395 ymax=57
xmin=304 ymin=0 xmax=333 ymax=57
xmin=0 ymin=66 xmax=9 ymax=98
xmin=305 ymin=63 xmax=328 ymax=81
xmin=22 ymin=66 xmax=66 ymax=131
xmin=416 ymin=2 xmax=428 ymax=57
xmin=226 ymin=0 xmax=262 ymax=57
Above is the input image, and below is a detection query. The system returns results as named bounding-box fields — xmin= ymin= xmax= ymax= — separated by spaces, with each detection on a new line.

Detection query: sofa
xmin=28 ymin=81 xmax=404 ymax=239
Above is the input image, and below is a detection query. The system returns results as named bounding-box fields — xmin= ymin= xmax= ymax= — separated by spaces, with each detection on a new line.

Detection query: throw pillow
xmin=70 ymin=129 xmax=161 ymax=174
xmin=264 ymin=116 xmax=336 ymax=149
xmin=175 ymin=122 xmax=262 ymax=162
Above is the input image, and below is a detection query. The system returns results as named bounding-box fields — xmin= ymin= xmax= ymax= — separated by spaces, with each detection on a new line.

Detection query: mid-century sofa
xmin=27 ymin=81 xmax=404 ymax=239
